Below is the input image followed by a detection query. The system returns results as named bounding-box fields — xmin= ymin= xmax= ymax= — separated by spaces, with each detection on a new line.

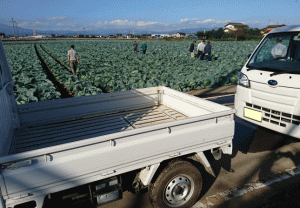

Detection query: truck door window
xmin=247 ymin=32 xmax=300 ymax=72
xmin=290 ymin=37 xmax=300 ymax=61
xmin=0 ymin=64 xmax=2 ymax=91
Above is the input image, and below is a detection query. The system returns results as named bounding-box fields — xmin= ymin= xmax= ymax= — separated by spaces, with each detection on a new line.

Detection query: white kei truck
xmin=235 ymin=25 xmax=300 ymax=138
xmin=0 ymin=39 xmax=235 ymax=208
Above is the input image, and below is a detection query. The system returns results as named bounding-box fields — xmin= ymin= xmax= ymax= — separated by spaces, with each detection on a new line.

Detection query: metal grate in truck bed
xmin=10 ymin=105 xmax=187 ymax=154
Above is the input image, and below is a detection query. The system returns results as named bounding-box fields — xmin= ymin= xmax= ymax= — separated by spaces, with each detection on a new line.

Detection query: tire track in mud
xmin=39 ymin=44 xmax=108 ymax=93
xmin=34 ymin=44 xmax=74 ymax=98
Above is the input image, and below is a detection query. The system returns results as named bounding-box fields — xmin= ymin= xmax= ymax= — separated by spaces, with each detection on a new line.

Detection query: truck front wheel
xmin=149 ymin=160 xmax=202 ymax=208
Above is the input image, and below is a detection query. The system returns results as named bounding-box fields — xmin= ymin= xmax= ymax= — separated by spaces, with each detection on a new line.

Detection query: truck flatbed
xmin=0 ymin=38 xmax=236 ymax=208
xmin=11 ymin=105 xmax=187 ymax=154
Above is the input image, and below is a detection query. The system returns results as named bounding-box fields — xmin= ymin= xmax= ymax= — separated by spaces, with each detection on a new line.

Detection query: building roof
xmin=267 ymin=24 xmax=286 ymax=28
xmin=177 ymin=32 xmax=185 ymax=35
xmin=225 ymin=22 xmax=248 ymax=27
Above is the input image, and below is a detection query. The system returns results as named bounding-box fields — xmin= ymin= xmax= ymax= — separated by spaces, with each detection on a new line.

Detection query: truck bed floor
xmin=10 ymin=105 xmax=187 ymax=154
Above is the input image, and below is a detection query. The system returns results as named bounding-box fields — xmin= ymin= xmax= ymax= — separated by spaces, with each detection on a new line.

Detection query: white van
xmin=235 ymin=25 xmax=300 ymax=138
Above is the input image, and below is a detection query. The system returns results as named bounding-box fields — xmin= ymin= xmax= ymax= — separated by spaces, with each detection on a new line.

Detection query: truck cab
xmin=235 ymin=25 xmax=300 ymax=138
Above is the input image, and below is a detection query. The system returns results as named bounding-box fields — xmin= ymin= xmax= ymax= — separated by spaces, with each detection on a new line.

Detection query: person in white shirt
xmin=271 ymin=37 xmax=287 ymax=59
xmin=197 ymin=40 xmax=206 ymax=60
xmin=67 ymin=45 xmax=79 ymax=75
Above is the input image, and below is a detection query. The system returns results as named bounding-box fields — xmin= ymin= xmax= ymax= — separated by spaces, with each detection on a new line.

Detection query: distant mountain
xmin=0 ymin=23 xmax=34 ymax=36
xmin=0 ymin=23 xmax=219 ymax=37
xmin=0 ymin=23 xmax=73 ymax=36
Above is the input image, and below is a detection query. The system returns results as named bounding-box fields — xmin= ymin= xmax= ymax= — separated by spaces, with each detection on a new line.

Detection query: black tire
xmin=149 ymin=160 xmax=202 ymax=208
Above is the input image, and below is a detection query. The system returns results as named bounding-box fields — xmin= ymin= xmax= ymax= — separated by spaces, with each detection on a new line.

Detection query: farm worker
xmin=133 ymin=41 xmax=138 ymax=52
xmin=189 ymin=41 xmax=196 ymax=57
xmin=141 ymin=42 xmax=147 ymax=54
xmin=271 ymin=37 xmax=287 ymax=59
xmin=197 ymin=39 xmax=206 ymax=60
xmin=67 ymin=45 xmax=79 ymax=75
xmin=204 ymin=41 xmax=212 ymax=61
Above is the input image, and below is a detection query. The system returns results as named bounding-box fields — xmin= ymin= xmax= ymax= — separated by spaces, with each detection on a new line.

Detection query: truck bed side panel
xmin=0 ymin=39 xmax=20 ymax=157
xmin=0 ymin=85 xmax=14 ymax=157
xmin=1 ymin=114 xmax=234 ymax=198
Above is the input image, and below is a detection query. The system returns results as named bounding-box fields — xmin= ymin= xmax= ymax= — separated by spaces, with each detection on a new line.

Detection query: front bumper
xmin=235 ymin=85 xmax=300 ymax=139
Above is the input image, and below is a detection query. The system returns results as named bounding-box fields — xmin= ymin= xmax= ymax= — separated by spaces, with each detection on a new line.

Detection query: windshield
xmin=247 ymin=32 xmax=300 ymax=72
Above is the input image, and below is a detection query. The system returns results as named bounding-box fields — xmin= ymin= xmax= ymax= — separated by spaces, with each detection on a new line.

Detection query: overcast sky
xmin=1 ymin=0 xmax=299 ymax=32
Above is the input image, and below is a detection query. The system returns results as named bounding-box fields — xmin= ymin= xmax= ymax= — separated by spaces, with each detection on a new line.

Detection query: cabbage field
xmin=3 ymin=40 xmax=258 ymax=104
xmin=4 ymin=43 xmax=61 ymax=104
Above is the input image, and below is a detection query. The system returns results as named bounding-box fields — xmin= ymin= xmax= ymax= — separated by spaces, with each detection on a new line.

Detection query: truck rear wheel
xmin=149 ymin=160 xmax=202 ymax=208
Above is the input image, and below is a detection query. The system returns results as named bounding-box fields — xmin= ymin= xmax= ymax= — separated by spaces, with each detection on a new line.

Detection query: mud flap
xmin=0 ymin=194 xmax=4 ymax=208
xmin=196 ymin=152 xmax=216 ymax=177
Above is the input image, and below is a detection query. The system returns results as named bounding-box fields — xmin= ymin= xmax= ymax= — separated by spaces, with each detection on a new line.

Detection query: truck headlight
xmin=238 ymin=72 xmax=250 ymax=88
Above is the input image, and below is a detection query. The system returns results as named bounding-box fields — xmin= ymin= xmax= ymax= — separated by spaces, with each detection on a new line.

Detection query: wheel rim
xmin=163 ymin=174 xmax=195 ymax=207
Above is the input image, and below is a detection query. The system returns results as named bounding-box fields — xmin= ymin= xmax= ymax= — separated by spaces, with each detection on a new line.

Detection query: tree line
xmin=196 ymin=28 xmax=263 ymax=41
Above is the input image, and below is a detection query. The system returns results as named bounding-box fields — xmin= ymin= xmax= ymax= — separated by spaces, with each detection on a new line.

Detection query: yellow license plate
xmin=244 ymin=108 xmax=262 ymax=122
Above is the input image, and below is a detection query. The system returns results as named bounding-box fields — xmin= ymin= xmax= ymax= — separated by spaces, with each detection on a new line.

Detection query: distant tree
xmin=196 ymin=31 xmax=206 ymax=39
xmin=244 ymin=28 xmax=263 ymax=40
xmin=208 ymin=29 xmax=217 ymax=39
xmin=215 ymin=28 xmax=225 ymax=39
xmin=226 ymin=25 xmax=248 ymax=41
xmin=51 ymin=34 xmax=55 ymax=37
xmin=223 ymin=32 xmax=235 ymax=40
xmin=116 ymin=33 xmax=122 ymax=38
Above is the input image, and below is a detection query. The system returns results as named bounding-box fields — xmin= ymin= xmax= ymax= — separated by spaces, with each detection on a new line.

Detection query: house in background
xmin=265 ymin=24 xmax=286 ymax=33
xmin=140 ymin=34 xmax=152 ymax=39
xmin=176 ymin=32 xmax=185 ymax=38
xmin=224 ymin=22 xmax=249 ymax=33
xmin=126 ymin=34 xmax=133 ymax=39
xmin=167 ymin=34 xmax=175 ymax=37
xmin=27 ymin=35 xmax=47 ymax=39
xmin=0 ymin=33 xmax=5 ymax=39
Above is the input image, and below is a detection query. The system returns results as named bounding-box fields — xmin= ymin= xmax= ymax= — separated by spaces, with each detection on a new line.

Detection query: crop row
xmin=40 ymin=40 xmax=258 ymax=92
xmin=3 ymin=43 xmax=61 ymax=104
xmin=36 ymin=45 xmax=102 ymax=97
xmin=3 ymin=40 xmax=258 ymax=104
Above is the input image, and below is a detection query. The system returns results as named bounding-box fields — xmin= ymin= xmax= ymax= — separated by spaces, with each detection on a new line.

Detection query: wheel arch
xmin=149 ymin=151 xmax=215 ymax=186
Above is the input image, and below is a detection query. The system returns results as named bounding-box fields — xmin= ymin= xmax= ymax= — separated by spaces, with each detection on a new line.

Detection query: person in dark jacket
xmin=141 ymin=42 xmax=147 ymax=54
xmin=189 ymin=41 xmax=196 ymax=57
xmin=133 ymin=41 xmax=138 ymax=52
xmin=204 ymin=41 xmax=212 ymax=61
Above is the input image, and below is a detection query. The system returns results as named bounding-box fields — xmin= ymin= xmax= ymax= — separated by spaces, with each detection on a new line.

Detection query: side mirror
xmin=248 ymin=54 xmax=251 ymax=58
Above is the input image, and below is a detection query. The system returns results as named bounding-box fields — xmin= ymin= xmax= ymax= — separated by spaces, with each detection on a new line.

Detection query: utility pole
xmin=132 ymin=28 xmax=134 ymax=39
xmin=15 ymin=21 xmax=19 ymax=37
xmin=11 ymin=18 xmax=16 ymax=38
xmin=83 ymin=27 xmax=86 ymax=38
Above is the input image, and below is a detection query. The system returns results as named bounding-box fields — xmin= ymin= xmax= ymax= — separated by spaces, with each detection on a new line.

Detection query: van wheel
xmin=149 ymin=160 xmax=202 ymax=208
